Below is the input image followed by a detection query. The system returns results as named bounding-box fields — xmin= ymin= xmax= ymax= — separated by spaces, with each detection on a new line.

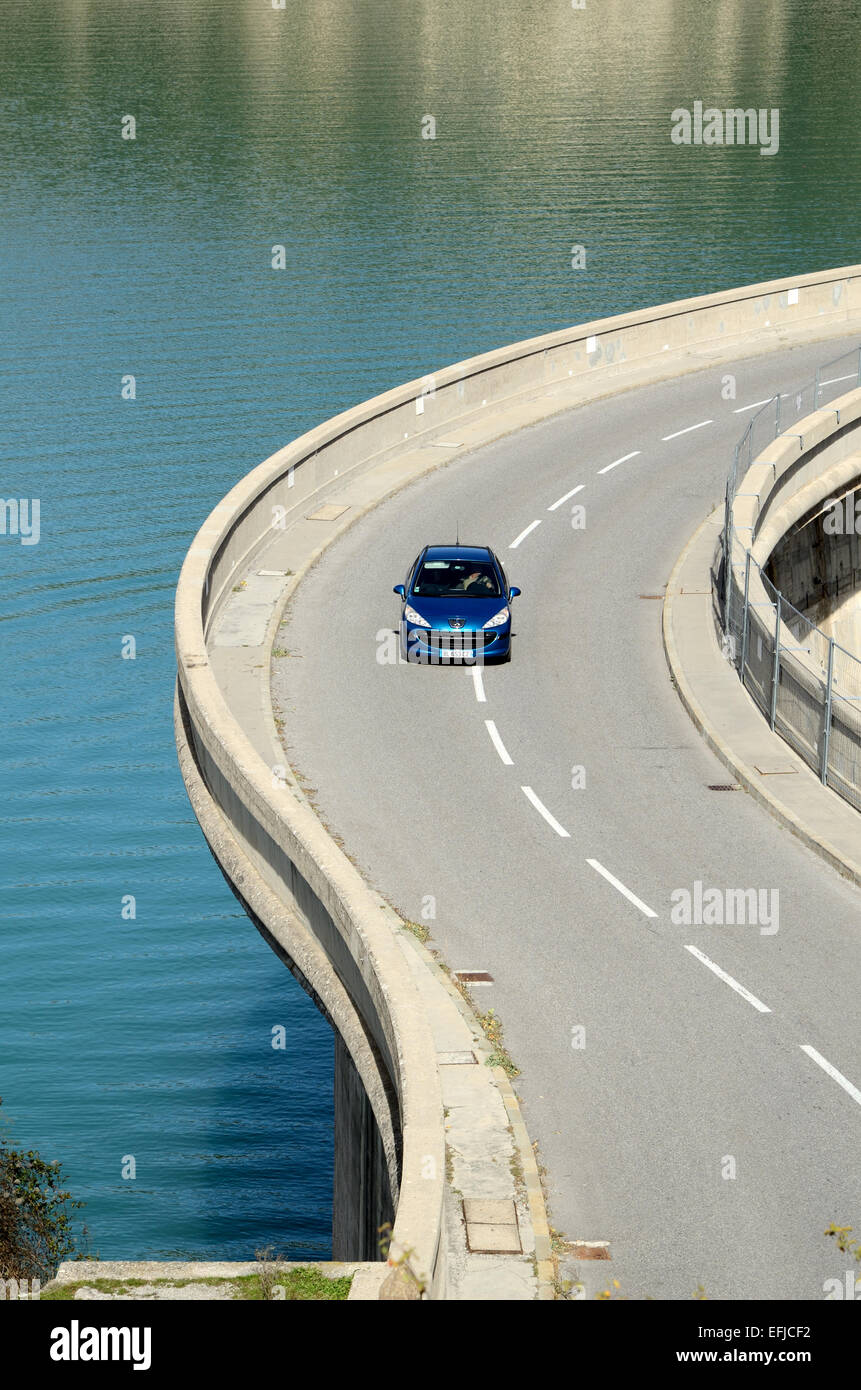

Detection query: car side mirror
xmin=508 ymin=586 xmax=521 ymax=600
xmin=393 ymin=584 xmax=405 ymax=598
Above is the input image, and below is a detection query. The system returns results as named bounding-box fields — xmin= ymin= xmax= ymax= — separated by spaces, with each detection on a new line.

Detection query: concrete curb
xmin=491 ymin=1065 xmax=556 ymax=1299
xmin=663 ymin=511 xmax=861 ymax=888
xmin=394 ymin=929 xmax=556 ymax=1299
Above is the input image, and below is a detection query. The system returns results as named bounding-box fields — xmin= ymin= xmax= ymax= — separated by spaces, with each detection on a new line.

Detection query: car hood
xmin=406 ymin=594 xmax=507 ymax=627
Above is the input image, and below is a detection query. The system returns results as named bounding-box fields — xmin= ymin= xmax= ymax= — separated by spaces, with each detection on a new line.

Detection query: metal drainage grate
xmin=453 ymin=970 xmax=494 ymax=984
xmin=569 ymin=1242 xmax=611 ymax=1260
xmin=638 ymin=594 xmax=664 ymax=600
xmin=708 ymin=783 xmax=740 ymax=791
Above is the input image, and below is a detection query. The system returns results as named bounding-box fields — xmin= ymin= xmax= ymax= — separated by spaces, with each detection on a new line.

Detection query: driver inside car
xmin=456 ymin=569 xmax=494 ymax=594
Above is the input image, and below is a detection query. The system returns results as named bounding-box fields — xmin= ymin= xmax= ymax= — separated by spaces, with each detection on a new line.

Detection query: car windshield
xmin=413 ymin=560 xmax=501 ymax=598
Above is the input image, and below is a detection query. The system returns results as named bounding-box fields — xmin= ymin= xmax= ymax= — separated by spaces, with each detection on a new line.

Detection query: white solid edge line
xmin=472 ymin=667 xmax=486 ymax=702
xmin=661 ymin=419 xmax=714 ymax=441
xmin=732 ymin=398 xmax=775 ymax=414
xmin=800 ymin=1045 xmax=861 ymax=1107
xmin=586 ymin=858 xmax=658 ymax=918
xmin=684 ymin=945 xmax=771 ymax=1013
xmin=547 ymin=483 xmax=585 ymax=511
xmin=509 ymin=519 xmax=542 ymax=548
xmin=597 ymin=450 xmax=641 ymax=475
xmin=521 ymin=786 xmax=570 ymax=836
xmin=485 ymin=719 xmax=513 ymax=765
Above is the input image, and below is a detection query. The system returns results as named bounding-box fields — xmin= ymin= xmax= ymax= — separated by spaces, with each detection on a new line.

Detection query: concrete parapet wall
xmin=727 ymin=384 xmax=861 ymax=807
xmin=732 ymin=387 xmax=861 ymax=676
xmin=769 ymin=489 xmax=861 ymax=637
xmin=175 ymin=265 xmax=861 ymax=1296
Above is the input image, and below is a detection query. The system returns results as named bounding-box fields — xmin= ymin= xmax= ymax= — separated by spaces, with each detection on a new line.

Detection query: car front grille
xmin=417 ymin=630 xmax=496 ymax=650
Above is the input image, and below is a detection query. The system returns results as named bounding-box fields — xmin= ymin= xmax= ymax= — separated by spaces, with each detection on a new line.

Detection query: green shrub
xmin=0 ymin=1098 xmax=83 ymax=1282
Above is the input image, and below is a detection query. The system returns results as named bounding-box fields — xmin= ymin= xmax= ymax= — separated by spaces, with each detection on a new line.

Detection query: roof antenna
xmin=456 ymin=519 xmax=460 ymax=545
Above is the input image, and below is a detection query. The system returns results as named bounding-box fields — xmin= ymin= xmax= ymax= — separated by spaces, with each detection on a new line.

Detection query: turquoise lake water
xmin=1 ymin=0 xmax=859 ymax=1258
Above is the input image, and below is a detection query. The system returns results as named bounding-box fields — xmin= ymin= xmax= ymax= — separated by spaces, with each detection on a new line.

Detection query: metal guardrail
xmin=722 ymin=346 xmax=861 ymax=810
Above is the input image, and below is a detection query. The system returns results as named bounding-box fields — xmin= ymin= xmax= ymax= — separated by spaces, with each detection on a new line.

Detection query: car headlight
xmin=404 ymin=604 xmax=431 ymax=627
xmin=483 ymin=606 xmax=510 ymax=629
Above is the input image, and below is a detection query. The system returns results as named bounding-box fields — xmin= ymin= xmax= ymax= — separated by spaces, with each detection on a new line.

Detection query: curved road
xmin=273 ymin=334 xmax=861 ymax=1300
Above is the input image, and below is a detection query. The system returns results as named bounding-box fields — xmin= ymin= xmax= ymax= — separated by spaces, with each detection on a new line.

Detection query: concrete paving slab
xmin=466 ymin=1223 xmax=521 ymax=1254
xmin=213 ymin=573 xmax=287 ymax=646
xmin=457 ymin=1259 xmax=537 ymax=1300
xmin=463 ymin=1198 xmax=518 ymax=1225
xmin=306 ymin=503 xmax=350 ymax=521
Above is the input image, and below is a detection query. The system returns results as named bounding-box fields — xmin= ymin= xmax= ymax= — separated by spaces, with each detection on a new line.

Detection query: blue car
xmin=393 ymin=544 xmax=521 ymax=664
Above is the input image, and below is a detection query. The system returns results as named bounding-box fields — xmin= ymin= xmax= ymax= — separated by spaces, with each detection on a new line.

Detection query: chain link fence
xmin=721 ymin=346 xmax=861 ymax=810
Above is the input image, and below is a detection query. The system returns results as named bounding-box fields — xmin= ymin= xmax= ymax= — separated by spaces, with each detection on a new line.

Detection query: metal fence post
xmin=769 ymin=593 xmax=781 ymax=731
xmin=739 ymin=549 xmax=751 ymax=679
xmin=821 ymin=638 xmax=835 ymax=785
xmin=723 ymin=490 xmax=733 ymax=628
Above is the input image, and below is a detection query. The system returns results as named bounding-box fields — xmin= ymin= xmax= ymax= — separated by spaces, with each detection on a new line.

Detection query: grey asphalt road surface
xmin=273 ymin=334 xmax=861 ymax=1300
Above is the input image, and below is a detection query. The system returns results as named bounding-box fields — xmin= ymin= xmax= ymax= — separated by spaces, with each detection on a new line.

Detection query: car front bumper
xmin=400 ymin=621 xmax=510 ymax=662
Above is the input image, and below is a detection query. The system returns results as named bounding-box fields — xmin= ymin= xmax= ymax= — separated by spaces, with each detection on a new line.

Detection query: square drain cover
xmin=463 ymin=1198 xmax=521 ymax=1254
xmin=307 ymin=503 xmax=349 ymax=521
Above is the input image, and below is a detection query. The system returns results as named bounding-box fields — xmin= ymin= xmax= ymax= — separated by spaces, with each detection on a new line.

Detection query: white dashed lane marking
xmin=547 ymin=483 xmax=585 ymax=511
xmin=684 ymin=945 xmax=771 ymax=1013
xmin=598 ymin=450 xmax=641 ymax=475
xmin=586 ymin=858 xmax=658 ymax=918
xmin=485 ymin=720 xmax=513 ymax=765
xmin=521 ymin=786 xmax=570 ymax=837
xmin=472 ymin=667 xmax=486 ymax=702
xmin=819 ymin=373 xmax=857 ymax=388
xmin=509 ymin=519 xmax=542 ymax=548
xmin=661 ymin=419 xmax=714 ymax=441
xmin=800 ymin=1045 xmax=861 ymax=1107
